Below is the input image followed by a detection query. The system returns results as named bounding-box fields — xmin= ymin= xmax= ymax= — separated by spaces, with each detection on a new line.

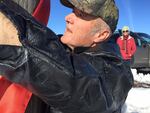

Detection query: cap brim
xmin=60 ymin=0 xmax=74 ymax=8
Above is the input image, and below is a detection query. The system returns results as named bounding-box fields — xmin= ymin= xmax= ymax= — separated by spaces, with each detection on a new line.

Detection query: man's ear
xmin=93 ymin=30 xmax=110 ymax=43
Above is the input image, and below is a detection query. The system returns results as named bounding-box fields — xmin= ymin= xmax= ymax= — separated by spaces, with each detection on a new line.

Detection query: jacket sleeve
xmin=0 ymin=0 xmax=74 ymax=107
xmin=116 ymin=37 xmax=121 ymax=49
xmin=131 ymin=37 xmax=137 ymax=56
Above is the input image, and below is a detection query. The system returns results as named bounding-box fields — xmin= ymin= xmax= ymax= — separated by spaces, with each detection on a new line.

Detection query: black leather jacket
xmin=0 ymin=1 xmax=133 ymax=113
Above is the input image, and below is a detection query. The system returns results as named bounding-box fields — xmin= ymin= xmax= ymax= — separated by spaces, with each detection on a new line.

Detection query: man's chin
xmin=61 ymin=33 xmax=71 ymax=41
xmin=60 ymin=35 xmax=67 ymax=44
xmin=60 ymin=36 xmax=74 ymax=49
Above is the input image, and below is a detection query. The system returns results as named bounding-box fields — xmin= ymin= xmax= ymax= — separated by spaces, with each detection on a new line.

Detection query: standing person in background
xmin=117 ymin=26 xmax=137 ymax=65
xmin=0 ymin=0 xmax=133 ymax=113
xmin=0 ymin=0 xmax=50 ymax=113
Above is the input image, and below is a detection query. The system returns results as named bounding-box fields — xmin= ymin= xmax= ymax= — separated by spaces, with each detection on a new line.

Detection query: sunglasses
xmin=123 ymin=30 xmax=129 ymax=33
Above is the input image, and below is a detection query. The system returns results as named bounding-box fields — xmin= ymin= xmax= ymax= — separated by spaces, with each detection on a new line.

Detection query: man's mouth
xmin=66 ymin=27 xmax=72 ymax=33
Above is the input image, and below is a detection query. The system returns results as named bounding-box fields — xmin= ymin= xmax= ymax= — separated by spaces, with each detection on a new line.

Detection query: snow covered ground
xmin=122 ymin=69 xmax=150 ymax=113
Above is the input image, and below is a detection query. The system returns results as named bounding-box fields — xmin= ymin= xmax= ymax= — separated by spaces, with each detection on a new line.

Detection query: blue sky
xmin=48 ymin=0 xmax=150 ymax=35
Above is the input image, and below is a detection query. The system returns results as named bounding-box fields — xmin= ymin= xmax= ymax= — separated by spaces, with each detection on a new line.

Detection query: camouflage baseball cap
xmin=60 ymin=0 xmax=119 ymax=33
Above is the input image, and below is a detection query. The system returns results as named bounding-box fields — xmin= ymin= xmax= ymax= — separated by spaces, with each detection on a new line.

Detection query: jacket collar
xmin=58 ymin=35 xmax=121 ymax=58
xmin=121 ymin=35 xmax=132 ymax=40
xmin=73 ymin=42 xmax=121 ymax=59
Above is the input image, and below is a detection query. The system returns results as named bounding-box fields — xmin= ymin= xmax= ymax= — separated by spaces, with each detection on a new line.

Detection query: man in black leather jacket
xmin=0 ymin=0 xmax=133 ymax=113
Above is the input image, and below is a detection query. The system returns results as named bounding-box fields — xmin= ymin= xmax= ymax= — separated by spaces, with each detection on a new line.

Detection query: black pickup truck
xmin=109 ymin=30 xmax=150 ymax=74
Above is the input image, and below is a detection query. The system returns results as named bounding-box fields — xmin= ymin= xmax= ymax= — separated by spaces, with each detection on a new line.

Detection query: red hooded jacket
xmin=117 ymin=35 xmax=137 ymax=60
xmin=0 ymin=0 xmax=50 ymax=113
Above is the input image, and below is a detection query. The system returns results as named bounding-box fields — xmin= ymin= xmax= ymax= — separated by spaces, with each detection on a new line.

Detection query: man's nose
xmin=65 ymin=13 xmax=74 ymax=24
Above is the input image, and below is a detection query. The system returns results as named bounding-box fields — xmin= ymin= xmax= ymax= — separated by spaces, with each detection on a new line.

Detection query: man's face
xmin=61 ymin=8 xmax=99 ymax=49
xmin=122 ymin=30 xmax=129 ymax=37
